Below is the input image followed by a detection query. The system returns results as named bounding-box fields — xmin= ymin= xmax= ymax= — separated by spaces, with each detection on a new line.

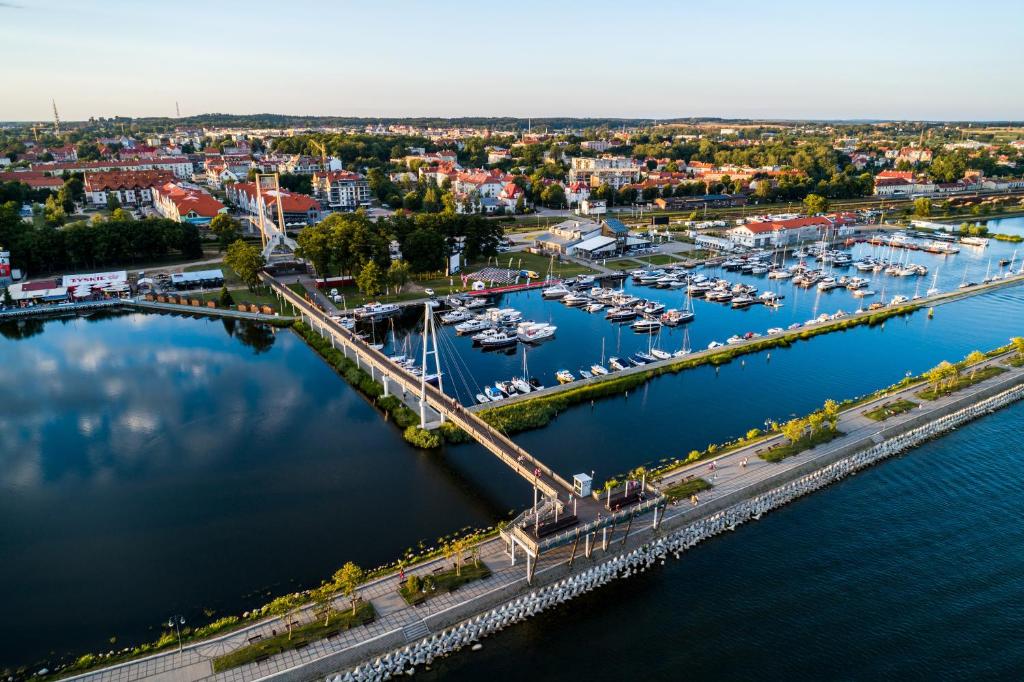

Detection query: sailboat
xmin=982 ymin=258 xmax=994 ymax=284
xmin=511 ymin=346 xmax=541 ymax=394
xmin=672 ymin=326 xmax=692 ymax=357
xmin=926 ymin=267 xmax=941 ymax=296
xmin=591 ymin=338 xmax=609 ymax=375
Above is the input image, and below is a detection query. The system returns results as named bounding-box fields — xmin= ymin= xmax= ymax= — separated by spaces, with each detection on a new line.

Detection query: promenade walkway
xmin=63 ymin=350 xmax=1024 ymax=682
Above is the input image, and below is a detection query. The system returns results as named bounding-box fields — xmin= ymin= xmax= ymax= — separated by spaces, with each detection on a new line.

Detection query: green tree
xmin=106 ymin=193 xmax=121 ymax=212
xmin=111 ymin=207 xmax=133 ymax=221
xmin=356 ymin=259 xmax=386 ymax=297
xmin=388 ymin=259 xmax=411 ymax=292
xmin=265 ymin=593 xmax=304 ymax=640
xmin=310 ymin=581 xmax=337 ymax=627
xmin=781 ymin=418 xmax=806 ymax=445
xmin=802 ymin=193 xmax=828 ymax=215
xmin=43 ymin=194 xmax=66 ymax=225
xmin=218 ymin=286 xmax=234 ymax=307
xmin=295 ymin=220 xmax=333 ymax=275
xmin=334 ymin=562 xmax=365 ymax=615
xmin=1012 ymin=337 xmax=1024 ymax=360
xmin=209 ymin=213 xmax=241 ymax=252
xmin=913 ymin=197 xmax=932 ymax=217
xmin=224 ymin=239 xmax=265 ymax=291
xmin=822 ymin=399 xmax=840 ymax=429
xmin=965 ymin=350 xmax=986 ymax=379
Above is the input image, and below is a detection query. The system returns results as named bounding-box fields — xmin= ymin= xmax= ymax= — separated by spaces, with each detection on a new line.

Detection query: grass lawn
xmin=194 ymin=286 xmax=285 ymax=312
xmin=916 ymin=366 xmax=1008 ymax=400
xmin=864 ymin=399 xmax=918 ymax=421
xmin=211 ymin=601 xmax=375 ymax=672
xmin=398 ymin=562 xmax=491 ymax=606
xmin=630 ymin=253 xmax=682 ymax=266
xmin=662 ymin=477 xmax=712 ymax=502
xmin=604 ymin=258 xmax=644 ymax=269
xmin=481 ymin=250 xmax=597 ymax=278
xmin=760 ymin=428 xmax=843 ymax=463
xmin=1007 ymin=356 xmax=1024 ymax=368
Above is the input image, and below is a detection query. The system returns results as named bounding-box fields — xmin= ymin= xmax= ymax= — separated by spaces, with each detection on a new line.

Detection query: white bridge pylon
xmin=419 ymin=301 xmax=444 ymax=428
xmin=255 ymin=173 xmax=299 ymax=260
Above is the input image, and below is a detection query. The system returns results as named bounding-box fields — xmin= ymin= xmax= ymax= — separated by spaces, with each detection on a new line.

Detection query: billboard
xmin=0 ymin=251 xmax=10 ymax=280
xmin=62 ymin=271 xmax=127 ymax=288
xmin=651 ymin=216 xmax=669 ymax=226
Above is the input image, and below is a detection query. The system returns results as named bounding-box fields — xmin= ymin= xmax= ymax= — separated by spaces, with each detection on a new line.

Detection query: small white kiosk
xmin=573 ymin=473 xmax=592 ymax=498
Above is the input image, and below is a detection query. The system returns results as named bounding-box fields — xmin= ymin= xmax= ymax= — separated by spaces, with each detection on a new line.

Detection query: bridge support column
xmin=525 ymin=553 xmax=534 ymax=585
xmin=419 ymin=399 xmax=427 ymax=429
xmin=382 ymin=374 xmax=389 ymax=397
xmin=585 ymin=533 xmax=592 ymax=558
xmin=602 ymin=527 xmax=608 ymax=551
xmin=510 ymin=542 xmax=516 ymax=566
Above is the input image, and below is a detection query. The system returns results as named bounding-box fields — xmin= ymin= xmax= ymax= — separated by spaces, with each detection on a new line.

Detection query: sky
xmin=1 ymin=0 xmax=1022 ymax=122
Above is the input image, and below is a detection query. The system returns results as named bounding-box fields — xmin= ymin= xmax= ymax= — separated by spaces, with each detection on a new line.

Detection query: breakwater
xmin=324 ymin=370 xmax=1024 ymax=682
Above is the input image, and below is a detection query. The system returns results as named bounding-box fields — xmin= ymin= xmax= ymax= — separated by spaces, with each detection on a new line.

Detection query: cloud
xmin=0 ymin=2 xmax=24 ymax=8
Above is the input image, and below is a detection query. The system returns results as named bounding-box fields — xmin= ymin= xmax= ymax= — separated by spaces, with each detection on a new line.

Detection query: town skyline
xmin=3 ymin=0 xmax=1023 ymax=121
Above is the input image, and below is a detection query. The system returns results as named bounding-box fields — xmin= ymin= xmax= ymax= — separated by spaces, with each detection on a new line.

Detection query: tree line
xmin=0 ymin=203 xmax=202 ymax=275
xmin=295 ymin=210 xmax=503 ymax=277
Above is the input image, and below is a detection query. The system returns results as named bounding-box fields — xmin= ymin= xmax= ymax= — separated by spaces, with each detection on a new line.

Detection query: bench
xmin=247 ymin=634 xmax=262 ymax=644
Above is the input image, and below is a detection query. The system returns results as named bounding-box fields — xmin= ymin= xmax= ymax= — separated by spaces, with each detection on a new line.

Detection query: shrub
xmin=404 ymin=426 xmax=442 ymax=449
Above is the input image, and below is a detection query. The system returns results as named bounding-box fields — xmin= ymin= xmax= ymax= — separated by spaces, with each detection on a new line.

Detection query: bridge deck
xmin=265 ymin=276 xmax=571 ymax=502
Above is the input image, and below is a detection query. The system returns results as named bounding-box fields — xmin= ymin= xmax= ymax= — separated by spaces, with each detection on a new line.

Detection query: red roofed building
xmin=226 ymin=182 xmax=323 ymax=227
xmin=152 ymin=182 xmax=226 ymax=225
xmin=728 ymin=216 xmax=834 ymax=248
xmin=498 ymin=182 xmax=526 ymax=212
xmin=84 ymin=170 xmax=176 ymax=206
xmin=0 ymin=171 xmax=64 ymax=190
xmin=32 ymin=156 xmax=194 ymax=179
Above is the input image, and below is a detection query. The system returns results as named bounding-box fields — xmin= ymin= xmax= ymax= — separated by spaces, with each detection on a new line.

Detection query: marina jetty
xmin=60 ymin=340 xmax=1024 ymax=682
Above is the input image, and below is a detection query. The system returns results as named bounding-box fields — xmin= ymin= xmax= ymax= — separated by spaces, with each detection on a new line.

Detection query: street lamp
xmin=167 ymin=615 xmax=186 ymax=652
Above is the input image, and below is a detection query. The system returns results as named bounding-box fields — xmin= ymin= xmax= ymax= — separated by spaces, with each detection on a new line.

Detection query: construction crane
xmin=52 ymin=99 xmax=61 ymax=135
xmin=309 ymin=138 xmax=329 ymax=173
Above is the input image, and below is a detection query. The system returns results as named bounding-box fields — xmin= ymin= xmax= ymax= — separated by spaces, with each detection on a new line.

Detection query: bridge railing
xmin=266 ymin=274 xmax=568 ymax=499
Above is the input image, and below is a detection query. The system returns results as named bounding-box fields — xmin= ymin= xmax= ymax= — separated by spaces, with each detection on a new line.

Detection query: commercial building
xmin=533 ymin=218 xmax=602 ymax=254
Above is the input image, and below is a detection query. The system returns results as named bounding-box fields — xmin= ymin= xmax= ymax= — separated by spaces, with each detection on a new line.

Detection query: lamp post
xmin=167 ymin=615 xmax=186 ymax=652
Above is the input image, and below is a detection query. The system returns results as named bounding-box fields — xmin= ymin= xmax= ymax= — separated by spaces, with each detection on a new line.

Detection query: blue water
xmin=421 ymin=400 xmax=1024 ymax=680
xmin=380 ymin=225 xmax=1023 ymax=405
xmin=4 ymin=217 xmax=1024 ymax=673
xmin=0 ymin=312 xmax=516 ymax=667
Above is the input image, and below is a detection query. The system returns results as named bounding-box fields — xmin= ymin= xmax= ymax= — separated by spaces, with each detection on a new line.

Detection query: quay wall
xmin=320 ymin=371 xmax=1024 ymax=682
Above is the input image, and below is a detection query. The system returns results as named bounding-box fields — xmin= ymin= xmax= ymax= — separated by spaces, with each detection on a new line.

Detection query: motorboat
xmin=454 ymin=318 xmax=491 ymax=335
xmin=851 ymin=289 xmax=876 ymax=298
xmin=817 ymin=277 xmax=839 ymax=291
xmin=631 ymin=318 xmax=663 ymax=333
xmin=631 ymin=352 xmax=657 ymax=365
xmin=606 ymin=307 xmax=638 ymax=322
xmin=767 ymin=327 xmax=784 ymax=335
xmin=440 ymin=309 xmax=473 ymax=324
xmin=583 ymin=302 xmax=605 ymax=313
xmin=556 ymin=369 xmax=576 ymax=384
xmin=479 ymin=331 xmax=519 ymax=349
xmin=707 ymin=341 xmax=724 ymax=349
xmin=726 ymin=335 xmax=744 ymax=345
xmin=650 ymin=348 xmax=672 ymax=360
xmin=354 ymin=302 xmax=400 ymax=320
xmin=578 ymin=368 xmax=593 ymax=379
xmin=731 ymin=294 xmax=755 ymax=308
xmin=767 ymin=269 xmax=793 ymax=279
xmin=661 ymin=309 xmax=694 ymax=326
xmin=495 ymin=380 xmax=517 ymax=396
xmin=890 ymin=295 xmax=909 ymax=306
xmin=608 ymin=357 xmax=628 ymax=371
xmin=483 ymin=385 xmax=504 ymax=402
xmin=562 ymin=292 xmax=590 ymax=307
xmin=590 ymin=364 xmax=609 ymax=376
xmin=642 ymin=301 xmax=665 ymax=315
xmin=518 ymin=323 xmax=557 ymax=343
xmin=476 ymin=392 xmax=491 ymax=404
xmin=542 ymin=283 xmax=570 ymax=299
